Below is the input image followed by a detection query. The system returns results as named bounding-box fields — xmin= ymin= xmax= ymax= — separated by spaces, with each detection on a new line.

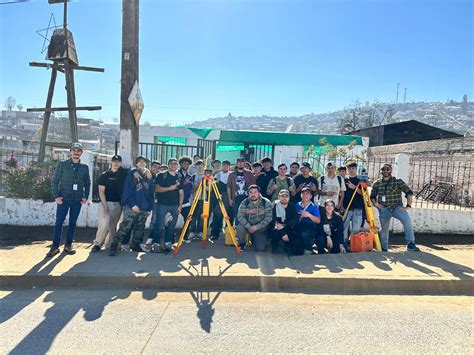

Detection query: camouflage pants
xmin=113 ymin=206 xmax=148 ymax=250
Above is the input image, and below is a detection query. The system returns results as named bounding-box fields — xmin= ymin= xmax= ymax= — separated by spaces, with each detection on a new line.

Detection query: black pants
xmin=270 ymin=228 xmax=304 ymax=255
xmin=315 ymin=233 xmax=340 ymax=254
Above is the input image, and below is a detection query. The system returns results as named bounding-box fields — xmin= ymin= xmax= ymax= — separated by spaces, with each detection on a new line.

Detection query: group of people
xmin=45 ymin=142 xmax=420 ymax=258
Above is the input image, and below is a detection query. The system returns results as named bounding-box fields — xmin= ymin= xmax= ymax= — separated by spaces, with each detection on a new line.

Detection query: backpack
xmin=271 ymin=176 xmax=292 ymax=189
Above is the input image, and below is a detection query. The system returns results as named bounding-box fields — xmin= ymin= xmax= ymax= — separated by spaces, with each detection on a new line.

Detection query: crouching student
xmin=295 ymin=187 xmax=321 ymax=255
xmin=316 ymin=199 xmax=346 ymax=254
xmin=109 ymin=155 xmax=153 ymax=256
xmin=270 ymin=189 xmax=299 ymax=254
xmin=236 ymin=185 xmax=273 ymax=251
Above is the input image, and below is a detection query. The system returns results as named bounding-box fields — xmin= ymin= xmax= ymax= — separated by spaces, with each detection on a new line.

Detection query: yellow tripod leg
xmin=342 ymin=183 xmax=360 ymax=220
xmin=362 ymin=187 xmax=382 ymax=251
xmin=201 ymin=178 xmax=211 ymax=248
xmin=210 ymin=181 xmax=241 ymax=255
xmin=173 ymin=181 xmax=203 ymax=256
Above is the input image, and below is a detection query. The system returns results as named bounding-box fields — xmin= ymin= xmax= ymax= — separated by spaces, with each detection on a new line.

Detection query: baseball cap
xmin=301 ymin=186 xmax=312 ymax=193
xmin=347 ymin=162 xmax=357 ymax=168
xmin=278 ymin=189 xmax=290 ymax=196
xmin=301 ymin=162 xmax=311 ymax=169
xmin=195 ymin=160 xmax=204 ymax=166
xmin=70 ymin=142 xmax=83 ymax=151
xmin=326 ymin=161 xmax=335 ymax=168
xmin=236 ymin=157 xmax=245 ymax=162
xmin=111 ymin=155 xmax=122 ymax=162
xmin=135 ymin=155 xmax=148 ymax=164
xmin=381 ymin=163 xmax=392 ymax=169
xmin=222 ymin=160 xmax=231 ymax=165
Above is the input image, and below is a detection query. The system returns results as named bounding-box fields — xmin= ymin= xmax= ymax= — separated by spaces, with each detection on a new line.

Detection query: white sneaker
xmin=188 ymin=232 xmax=196 ymax=241
xmin=145 ymin=238 xmax=153 ymax=245
xmin=140 ymin=243 xmax=151 ymax=252
xmin=164 ymin=213 xmax=173 ymax=227
xmin=164 ymin=242 xmax=172 ymax=251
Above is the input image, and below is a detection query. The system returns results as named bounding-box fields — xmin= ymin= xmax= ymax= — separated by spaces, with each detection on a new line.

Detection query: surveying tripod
xmin=342 ymin=181 xmax=382 ymax=251
xmin=173 ymin=169 xmax=241 ymax=256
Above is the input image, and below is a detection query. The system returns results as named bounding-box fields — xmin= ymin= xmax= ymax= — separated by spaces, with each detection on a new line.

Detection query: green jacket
xmin=237 ymin=196 xmax=273 ymax=231
xmin=51 ymin=159 xmax=91 ymax=201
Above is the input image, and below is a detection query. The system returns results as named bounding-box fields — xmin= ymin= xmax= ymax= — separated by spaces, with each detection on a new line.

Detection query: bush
xmin=6 ymin=168 xmax=53 ymax=202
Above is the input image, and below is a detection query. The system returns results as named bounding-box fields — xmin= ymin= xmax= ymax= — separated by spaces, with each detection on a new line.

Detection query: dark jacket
xmin=319 ymin=212 xmax=344 ymax=246
xmin=51 ymin=159 xmax=91 ymax=201
xmin=227 ymin=169 xmax=256 ymax=200
xmin=271 ymin=201 xmax=298 ymax=233
xmin=121 ymin=168 xmax=154 ymax=212
xmin=259 ymin=168 xmax=278 ymax=198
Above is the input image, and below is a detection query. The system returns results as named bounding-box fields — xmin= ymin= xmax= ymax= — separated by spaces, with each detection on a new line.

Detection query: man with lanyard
xmin=47 ymin=142 xmax=91 ymax=257
xmin=370 ymin=163 xmax=420 ymax=252
xmin=295 ymin=187 xmax=321 ymax=254
xmin=260 ymin=157 xmax=278 ymax=199
xmin=288 ymin=162 xmax=300 ymax=179
xmin=227 ymin=157 xmax=256 ymax=225
xmin=318 ymin=161 xmax=346 ymax=212
xmin=151 ymin=158 xmax=184 ymax=252
xmin=91 ymin=155 xmax=127 ymax=252
xmin=293 ymin=162 xmax=318 ymax=204
xmin=339 ymin=162 xmax=364 ymax=249
xmin=210 ymin=160 xmax=231 ymax=241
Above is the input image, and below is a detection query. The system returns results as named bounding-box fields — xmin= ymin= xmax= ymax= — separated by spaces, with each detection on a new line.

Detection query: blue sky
xmin=0 ymin=0 xmax=472 ymax=124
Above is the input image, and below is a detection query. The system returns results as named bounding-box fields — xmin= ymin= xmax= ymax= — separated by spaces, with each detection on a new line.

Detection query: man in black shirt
xmin=288 ymin=162 xmax=300 ymax=179
xmin=252 ymin=162 xmax=267 ymax=197
xmin=150 ymin=158 xmax=184 ymax=252
xmin=270 ymin=189 xmax=298 ymax=254
xmin=92 ymin=155 xmax=128 ymax=252
xmin=260 ymin=157 xmax=278 ymax=199
xmin=340 ymin=162 xmax=364 ymax=248
xmin=292 ymin=162 xmax=318 ymax=204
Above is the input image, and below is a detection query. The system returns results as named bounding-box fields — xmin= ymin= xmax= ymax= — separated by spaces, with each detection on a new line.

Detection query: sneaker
xmin=407 ymin=242 xmax=420 ymax=252
xmin=239 ymin=243 xmax=246 ymax=251
xmin=91 ymin=245 xmax=101 ymax=253
xmin=63 ymin=244 xmax=76 ymax=255
xmin=210 ymin=235 xmax=219 ymax=241
xmin=109 ymin=242 xmax=118 ymax=256
xmin=183 ymin=235 xmax=192 ymax=244
xmin=164 ymin=213 xmax=173 ymax=227
xmin=303 ymin=250 xmax=313 ymax=256
xmin=197 ymin=232 xmax=203 ymax=240
xmin=164 ymin=242 xmax=172 ymax=251
xmin=188 ymin=232 xmax=196 ymax=241
xmin=140 ymin=243 xmax=152 ymax=252
xmin=145 ymin=238 xmax=153 ymax=245
xmin=151 ymin=243 xmax=162 ymax=253
xmin=121 ymin=244 xmax=130 ymax=252
xmin=46 ymin=246 xmax=60 ymax=258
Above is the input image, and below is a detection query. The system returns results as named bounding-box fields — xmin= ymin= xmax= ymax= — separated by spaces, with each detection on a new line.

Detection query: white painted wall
xmin=0 ymin=197 xmax=471 ymax=235
xmin=274 ymin=145 xmax=305 ymax=165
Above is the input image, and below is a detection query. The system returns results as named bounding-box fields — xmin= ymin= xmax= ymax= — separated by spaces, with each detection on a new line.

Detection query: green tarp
xmin=218 ymin=130 xmax=362 ymax=146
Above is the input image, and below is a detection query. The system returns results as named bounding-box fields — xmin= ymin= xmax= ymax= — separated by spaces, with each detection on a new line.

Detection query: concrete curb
xmin=1 ymin=275 xmax=473 ymax=295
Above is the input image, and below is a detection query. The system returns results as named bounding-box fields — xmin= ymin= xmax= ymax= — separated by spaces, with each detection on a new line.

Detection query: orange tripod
xmin=173 ymin=169 xmax=241 ymax=256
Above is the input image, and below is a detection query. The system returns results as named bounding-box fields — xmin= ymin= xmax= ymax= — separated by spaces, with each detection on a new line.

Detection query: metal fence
xmin=291 ymin=153 xmax=395 ymax=182
xmin=409 ymin=158 xmax=473 ymax=210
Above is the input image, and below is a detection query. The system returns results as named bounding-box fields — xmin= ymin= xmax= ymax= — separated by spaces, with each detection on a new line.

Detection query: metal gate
xmin=241 ymin=143 xmax=274 ymax=162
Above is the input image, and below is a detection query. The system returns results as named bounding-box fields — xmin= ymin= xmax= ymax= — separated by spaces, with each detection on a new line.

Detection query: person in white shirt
xmin=317 ymin=161 xmax=346 ymax=211
xmin=210 ymin=160 xmax=232 ymax=240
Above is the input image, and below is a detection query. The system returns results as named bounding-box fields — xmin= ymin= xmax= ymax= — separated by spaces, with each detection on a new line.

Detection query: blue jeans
xmin=296 ymin=226 xmax=316 ymax=251
xmin=52 ymin=200 xmax=82 ymax=248
xmin=379 ymin=206 xmax=415 ymax=250
xmin=151 ymin=204 xmax=179 ymax=244
xmin=343 ymin=209 xmax=363 ymax=246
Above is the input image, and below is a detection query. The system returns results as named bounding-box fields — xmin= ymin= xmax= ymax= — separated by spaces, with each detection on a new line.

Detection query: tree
xmin=4 ymin=96 xmax=16 ymax=111
xmin=16 ymin=103 xmax=23 ymax=111
xmin=338 ymin=100 xmax=397 ymax=133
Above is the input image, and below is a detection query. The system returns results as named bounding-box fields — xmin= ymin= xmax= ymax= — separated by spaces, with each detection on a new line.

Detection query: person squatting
xmin=46 ymin=143 xmax=420 ymax=258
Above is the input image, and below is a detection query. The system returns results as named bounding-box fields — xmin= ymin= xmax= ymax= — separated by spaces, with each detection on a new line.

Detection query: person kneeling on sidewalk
xmin=270 ymin=189 xmax=299 ymax=254
xmin=109 ymin=156 xmax=153 ymax=256
xmin=295 ymin=187 xmax=321 ymax=255
xmin=315 ymin=199 xmax=346 ymax=254
xmin=236 ymin=185 xmax=273 ymax=251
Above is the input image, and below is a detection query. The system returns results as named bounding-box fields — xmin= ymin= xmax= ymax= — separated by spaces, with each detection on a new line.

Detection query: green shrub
xmin=6 ymin=168 xmax=53 ymax=202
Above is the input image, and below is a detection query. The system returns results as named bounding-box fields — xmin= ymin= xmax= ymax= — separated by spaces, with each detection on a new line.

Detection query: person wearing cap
xmin=227 ymin=157 xmax=256 ymax=225
xmin=145 ymin=158 xmax=184 ymax=252
xmin=91 ymin=155 xmax=128 ymax=252
xmin=370 ymin=163 xmax=420 ymax=252
xmin=177 ymin=156 xmax=194 ymax=241
xmin=270 ymin=189 xmax=298 ymax=254
xmin=266 ymin=163 xmax=296 ymax=202
xmin=236 ymin=185 xmax=273 ymax=251
xmin=259 ymin=157 xmax=278 ymax=199
xmin=293 ymin=162 xmax=318 ymax=204
xmin=317 ymin=161 xmax=346 ymax=211
xmin=295 ymin=186 xmax=321 ymax=255
xmin=46 ymin=142 xmax=91 ymax=257
xmin=288 ymin=162 xmax=300 ymax=179
xmin=109 ymin=155 xmax=154 ymax=256
xmin=188 ymin=154 xmax=202 ymax=175
xmin=210 ymin=160 xmax=232 ymax=240
xmin=340 ymin=162 xmax=364 ymax=249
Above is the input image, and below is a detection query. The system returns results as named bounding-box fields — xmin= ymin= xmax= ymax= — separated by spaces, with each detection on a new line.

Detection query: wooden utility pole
xmin=119 ymin=0 xmax=140 ymax=168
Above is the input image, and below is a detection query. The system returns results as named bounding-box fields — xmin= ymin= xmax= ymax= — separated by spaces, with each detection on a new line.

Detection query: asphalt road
xmin=1 ymin=289 xmax=472 ymax=354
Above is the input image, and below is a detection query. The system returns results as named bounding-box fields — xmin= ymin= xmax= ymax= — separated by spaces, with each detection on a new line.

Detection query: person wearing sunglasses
xmin=370 ymin=163 xmax=420 ymax=252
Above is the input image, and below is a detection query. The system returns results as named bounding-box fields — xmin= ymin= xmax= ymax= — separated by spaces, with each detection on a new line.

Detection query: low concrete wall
xmin=0 ymin=197 xmax=472 ymax=235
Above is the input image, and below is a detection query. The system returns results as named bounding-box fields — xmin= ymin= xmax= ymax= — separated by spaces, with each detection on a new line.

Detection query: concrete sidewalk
xmin=0 ymin=240 xmax=473 ymax=294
